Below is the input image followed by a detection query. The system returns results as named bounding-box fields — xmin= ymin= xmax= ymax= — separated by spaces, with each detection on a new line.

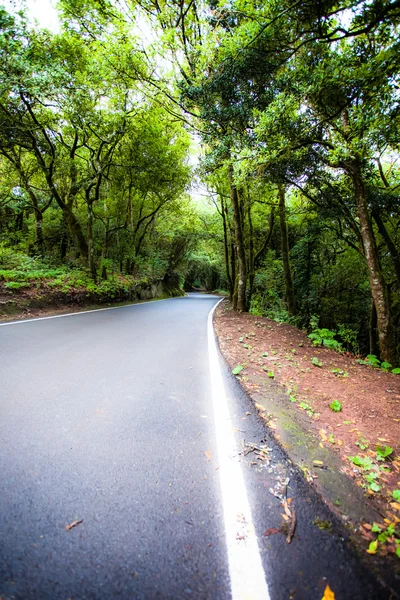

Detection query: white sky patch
xmin=2 ymin=0 xmax=60 ymax=31
xmin=208 ymin=301 xmax=271 ymax=600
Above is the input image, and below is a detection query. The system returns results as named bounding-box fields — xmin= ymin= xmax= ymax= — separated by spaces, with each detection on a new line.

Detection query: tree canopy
xmin=1 ymin=0 xmax=400 ymax=363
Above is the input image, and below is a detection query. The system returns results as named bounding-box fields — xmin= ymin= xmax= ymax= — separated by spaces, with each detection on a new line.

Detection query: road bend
xmin=0 ymin=294 xmax=386 ymax=599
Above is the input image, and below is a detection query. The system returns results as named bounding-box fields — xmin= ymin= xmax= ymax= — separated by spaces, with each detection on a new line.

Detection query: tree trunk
xmin=278 ymin=184 xmax=296 ymax=316
xmin=373 ymin=210 xmax=400 ymax=288
xmin=229 ymin=166 xmax=247 ymax=312
xmin=220 ymin=196 xmax=233 ymax=300
xmin=247 ymin=199 xmax=255 ymax=306
xmin=62 ymin=206 xmax=89 ymax=262
xmin=349 ymin=159 xmax=395 ymax=363
xmin=87 ymin=202 xmax=96 ymax=280
xmin=369 ymin=300 xmax=379 ymax=356
xmin=24 ymin=187 xmax=45 ymax=256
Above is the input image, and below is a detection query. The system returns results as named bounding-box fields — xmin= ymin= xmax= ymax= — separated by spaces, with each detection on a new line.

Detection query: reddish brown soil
xmin=214 ymin=300 xmax=400 ymax=522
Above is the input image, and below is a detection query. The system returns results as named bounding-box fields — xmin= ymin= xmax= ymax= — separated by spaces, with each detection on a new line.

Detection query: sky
xmin=2 ymin=0 xmax=60 ymax=31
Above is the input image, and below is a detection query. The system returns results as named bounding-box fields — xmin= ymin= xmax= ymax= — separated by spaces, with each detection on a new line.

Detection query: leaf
xmin=348 ymin=455 xmax=373 ymax=469
xmin=321 ymin=584 xmax=335 ymax=600
xmin=264 ymin=527 xmax=280 ymax=537
xmin=204 ymin=450 xmax=212 ymax=461
xmin=367 ymin=540 xmax=378 ymax=554
xmin=392 ymin=490 xmax=400 ymax=501
xmin=371 ymin=523 xmax=381 ymax=532
xmin=391 ymin=368 xmax=400 ymax=375
xmin=65 ymin=519 xmax=83 ymax=531
xmin=329 ymin=400 xmax=342 ymax=412
xmin=232 ymin=365 xmax=244 ymax=375
xmin=369 ymin=482 xmax=380 ymax=492
xmin=311 ymin=357 xmax=323 ymax=367
xmin=376 ymin=445 xmax=393 ymax=460
xmin=268 ymin=371 xmax=274 ymax=378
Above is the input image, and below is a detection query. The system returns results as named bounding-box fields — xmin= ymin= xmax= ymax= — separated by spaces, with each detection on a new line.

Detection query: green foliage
xmin=357 ymin=355 xmax=381 ymax=368
xmin=232 ymin=365 xmax=244 ymax=375
xmin=311 ymin=357 xmax=323 ymax=367
xmin=331 ymin=369 xmax=348 ymax=378
xmin=308 ymin=328 xmax=342 ymax=351
xmin=376 ymin=445 xmax=393 ymax=461
xmin=329 ymin=400 xmax=342 ymax=413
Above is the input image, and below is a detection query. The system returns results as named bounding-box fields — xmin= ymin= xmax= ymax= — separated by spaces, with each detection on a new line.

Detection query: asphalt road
xmin=0 ymin=294 xmax=389 ymax=599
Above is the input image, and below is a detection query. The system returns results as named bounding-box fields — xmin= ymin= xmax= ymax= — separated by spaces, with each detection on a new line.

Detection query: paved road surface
xmin=0 ymin=294 xmax=387 ymax=599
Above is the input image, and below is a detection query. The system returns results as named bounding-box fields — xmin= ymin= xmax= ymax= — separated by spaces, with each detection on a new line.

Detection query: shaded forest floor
xmin=214 ymin=300 xmax=400 ymax=563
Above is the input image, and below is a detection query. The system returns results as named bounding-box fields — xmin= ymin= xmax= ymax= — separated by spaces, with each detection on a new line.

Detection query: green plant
xmin=357 ymin=354 xmax=381 ymax=368
xmin=232 ymin=365 xmax=244 ymax=375
xmin=337 ymin=324 xmax=359 ymax=354
xmin=367 ymin=523 xmax=400 ymax=557
xmin=381 ymin=361 xmax=392 ymax=371
xmin=267 ymin=371 xmax=274 ymax=378
xmin=376 ymin=445 xmax=393 ymax=461
xmin=331 ymin=368 xmax=348 ymax=378
xmin=4 ymin=281 xmax=28 ymax=290
xmin=355 ymin=437 xmax=369 ymax=450
xmin=349 ymin=445 xmax=394 ymax=494
xmin=329 ymin=400 xmax=342 ymax=412
xmin=392 ymin=368 xmax=400 ymax=375
xmin=311 ymin=357 xmax=323 ymax=367
xmin=308 ymin=327 xmax=342 ymax=351
xmin=298 ymin=401 xmax=315 ymax=416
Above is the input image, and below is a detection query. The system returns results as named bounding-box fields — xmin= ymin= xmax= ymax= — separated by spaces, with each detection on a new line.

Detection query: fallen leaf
xmin=65 ymin=519 xmax=83 ymax=531
xmin=204 ymin=451 xmax=212 ymax=461
xmin=282 ymin=499 xmax=292 ymax=517
xmin=281 ymin=513 xmax=290 ymax=522
xmin=286 ymin=509 xmax=296 ymax=544
xmin=264 ymin=527 xmax=280 ymax=537
xmin=321 ymin=584 xmax=335 ymax=599
xmin=367 ymin=540 xmax=378 ymax=554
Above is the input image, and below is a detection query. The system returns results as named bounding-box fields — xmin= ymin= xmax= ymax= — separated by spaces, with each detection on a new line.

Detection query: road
xmin=0 ymin=294 xmax=387 ymax=599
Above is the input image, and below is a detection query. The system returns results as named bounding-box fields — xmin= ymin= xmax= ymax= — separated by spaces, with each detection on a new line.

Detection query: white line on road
xmin=208 ymin=300 xmax=271 ymax=600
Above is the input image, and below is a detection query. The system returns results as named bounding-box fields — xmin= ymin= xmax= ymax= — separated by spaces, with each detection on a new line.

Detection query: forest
xmin=1 ymin=0 xmax=400 ymax=365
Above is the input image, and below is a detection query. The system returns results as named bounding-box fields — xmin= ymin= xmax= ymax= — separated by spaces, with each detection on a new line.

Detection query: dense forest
xmin=1 ymin=0 xmax=400 ymax=364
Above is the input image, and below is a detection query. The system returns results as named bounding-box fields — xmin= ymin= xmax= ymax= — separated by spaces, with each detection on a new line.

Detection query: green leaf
xmin=367 ymin=540 xmax=378 ymax=554
xmin=392 ymin=368 xmax=400 ymax=375
xmin=348 ymin=455 xmax=373 ymax=469
xmin=369 ymin=482 xmax=380 ymax=492
xmin=329 ymin=400 xmax=342 ymax=412
xmin=268 ymin=371 xmax=274 ymax=378
xmin=311 ymin=357 xmax=323 ymax=367
xmin=376 ymin=445 xmax=393 ymax=460
xmin=392 ymin=490 xmax=400 ymax=501
xmin=371 ymin=523 xmax=381 ymax=533
xmin=232 ymin=365 xmax=244 ymax=375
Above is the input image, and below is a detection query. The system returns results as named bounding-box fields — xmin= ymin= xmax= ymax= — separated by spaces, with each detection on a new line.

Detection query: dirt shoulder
xmin=214 ymin=300 xmax=400 ymax=567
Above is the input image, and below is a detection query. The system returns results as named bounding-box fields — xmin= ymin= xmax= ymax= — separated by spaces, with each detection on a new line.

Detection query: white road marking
xmin=208 ymin=299 xmax=271 ymax=600
xmin=0 ymin=297 xmax=177 ymax=327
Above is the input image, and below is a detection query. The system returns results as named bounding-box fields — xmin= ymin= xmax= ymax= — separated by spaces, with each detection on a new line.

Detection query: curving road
xmin=0 ymin=294 xmax=387 ymax=599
